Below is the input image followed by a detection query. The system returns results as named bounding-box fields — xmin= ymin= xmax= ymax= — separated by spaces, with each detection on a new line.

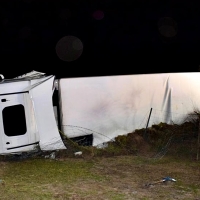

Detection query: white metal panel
xmin=23 ymin=93 xmax=39 ymax=144
xmin=30 ymin=75 xmax=66 ymax=150
xmin=0 ymin=74 xmax=51 ymax=96
xmin=0 ymin=81 xmax=29 ymax=95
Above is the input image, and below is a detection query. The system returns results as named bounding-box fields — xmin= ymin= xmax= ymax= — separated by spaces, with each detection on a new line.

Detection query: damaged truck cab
xmin=0 ymin=71 xmax=66 ymax=155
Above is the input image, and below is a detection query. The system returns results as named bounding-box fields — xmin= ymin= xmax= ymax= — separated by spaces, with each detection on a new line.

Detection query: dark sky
xmin=0 ymin=0 xmax=200 ymax=79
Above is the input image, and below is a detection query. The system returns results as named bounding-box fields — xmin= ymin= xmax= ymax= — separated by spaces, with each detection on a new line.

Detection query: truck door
xmin=0 ymin=92 xmax=38 ymax=153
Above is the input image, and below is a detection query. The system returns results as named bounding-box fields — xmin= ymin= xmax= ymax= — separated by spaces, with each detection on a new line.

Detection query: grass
xmin=1 ymin=155 xmax=200 ymax=200
xmin=1 ymin=158 xmax=105 ymax=199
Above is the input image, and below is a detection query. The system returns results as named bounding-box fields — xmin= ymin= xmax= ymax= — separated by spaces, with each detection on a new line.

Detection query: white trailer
xmin=58 ymin=72 xmax=200 ymax=147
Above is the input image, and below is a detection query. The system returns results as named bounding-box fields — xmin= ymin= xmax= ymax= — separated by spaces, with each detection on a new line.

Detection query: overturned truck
xmin=0 ymin=71 xmax=200 ymax=155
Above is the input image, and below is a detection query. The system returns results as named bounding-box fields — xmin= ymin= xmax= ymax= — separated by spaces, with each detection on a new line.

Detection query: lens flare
xmin=55 ymin=35 xmax=83 ymax=62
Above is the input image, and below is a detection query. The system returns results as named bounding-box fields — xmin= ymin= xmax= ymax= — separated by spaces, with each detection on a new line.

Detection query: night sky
xmin=0 ymin=0 xmax=200 ymax=79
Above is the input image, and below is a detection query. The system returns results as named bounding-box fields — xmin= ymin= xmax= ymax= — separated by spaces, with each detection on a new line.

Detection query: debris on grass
xmin=144 ymin=176 xmax=177 ymax=188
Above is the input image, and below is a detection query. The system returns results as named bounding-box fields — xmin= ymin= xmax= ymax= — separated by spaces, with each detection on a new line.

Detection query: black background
xmin=0 ymin=0 xmax=200 ymax=79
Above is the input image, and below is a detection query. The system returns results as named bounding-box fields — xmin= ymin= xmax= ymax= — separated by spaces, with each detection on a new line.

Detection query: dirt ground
xmin=51 ymin=121 xmax=200 ymax=199
xmin=53 ymin=154 xmax=200 ymax=200
xmin=56 ymin=142 xmax=200 ymax=199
